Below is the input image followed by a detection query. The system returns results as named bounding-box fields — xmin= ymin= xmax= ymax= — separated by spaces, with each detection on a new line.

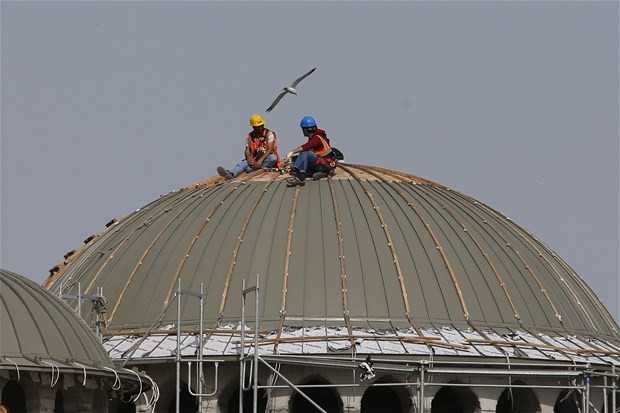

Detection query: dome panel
xmin=43 ymin=165 xmax=619 ymax=345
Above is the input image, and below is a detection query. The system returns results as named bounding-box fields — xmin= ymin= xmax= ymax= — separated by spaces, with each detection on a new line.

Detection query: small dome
xmin=1 ymin=268 xmax=157 ymax=401
xmin=44 ymin=165 xmax=619 ymax=344
xmin=1 ymin=268 xmax=112 ymax=367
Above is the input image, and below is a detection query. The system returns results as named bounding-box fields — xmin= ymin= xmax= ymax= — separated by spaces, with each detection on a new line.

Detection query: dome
xmin=44 ymin=165 xmax=619 ymax=356
xmin=1 ymin=268 xmax=113 ymax=367
xmin=1 ymin=268 xmax=158 ymax=407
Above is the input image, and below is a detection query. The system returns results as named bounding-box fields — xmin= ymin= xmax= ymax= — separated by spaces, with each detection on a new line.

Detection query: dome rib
xmin=163 ymin=183 xmax=237 ymax=308
xmin=327 ymin=177 xmax=355 ymax=348
xmin=474 ymin=197 xmax=616 ymax=335
xmin=218 ymin=179 xmax=273 ymax=325
xmin=274 ymin=184 xmax=301 ymax=351
xmin=414 ymin=183 xmax=522 ymax=326
xmin=339 ymin=164 xmax=417 ymax=332
xmin=443 ymin=187 xmax=609 ymax=334
xmin=1 ymin=269 xmax=110 ymax=365
xmin=43 ymin=164 xmax=620 ymax=347
xmin=107 ymin=183 xmax=212 ymax=323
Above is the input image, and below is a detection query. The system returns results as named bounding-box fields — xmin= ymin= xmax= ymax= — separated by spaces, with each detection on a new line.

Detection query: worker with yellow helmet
xmin=217 ymin=114 xmax=281 ymax=180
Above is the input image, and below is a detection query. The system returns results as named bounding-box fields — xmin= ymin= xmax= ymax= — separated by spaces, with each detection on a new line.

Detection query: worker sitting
xmin=286 ymin=116 xmax=336 ymax=187
xmin=217 ymin=114 xmax=281 ymax=180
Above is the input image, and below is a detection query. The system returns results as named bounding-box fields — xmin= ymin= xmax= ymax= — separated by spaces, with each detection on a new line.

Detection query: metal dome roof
xmin=44 ymin=165 xmax=619 ymax=347
xmin=1 ymin=268 xmax=113 ymax=366
xmin=1 ymin=268 xmax=157 ymax=397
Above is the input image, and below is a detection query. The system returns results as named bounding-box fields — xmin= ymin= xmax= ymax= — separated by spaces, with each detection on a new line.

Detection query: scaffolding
xmin=88 ymin=275 xmax=619 ymax=413
xmin=233 ymin=275 xmax=619 ymax=413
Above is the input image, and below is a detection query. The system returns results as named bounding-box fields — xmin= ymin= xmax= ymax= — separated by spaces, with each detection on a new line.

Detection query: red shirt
xmin=301 ymin=129 xmax=330 ymax=153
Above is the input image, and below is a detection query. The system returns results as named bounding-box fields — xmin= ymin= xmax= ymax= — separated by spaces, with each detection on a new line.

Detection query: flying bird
xmin=266 ymin=67 xmax=316 ymax=113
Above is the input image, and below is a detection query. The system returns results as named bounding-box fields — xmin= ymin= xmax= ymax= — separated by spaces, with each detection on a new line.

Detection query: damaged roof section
xmin=103 ymin=325 xmax=620 ymax=366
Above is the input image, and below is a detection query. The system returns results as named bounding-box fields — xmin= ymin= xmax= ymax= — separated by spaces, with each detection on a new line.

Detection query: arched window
xmin=167 ymin=382 xmax=198 ymax=413
xmin=554 ymin=389 xmax=581 ymax=413
xmin=1 ymin=380 xmax=26 ymax=413
xmin=496 ymin=381 xmax=541 ymax=413
xmin=430 ymin=382 xmax=480 ymax=413
xmin=361 ymin=376 xmax=412 ymax=413
xmin=289 ymin=376 xmax=342 ymax=413
xmin=222 ymin=385 xmax=268 ymax=413
xmin=54 ymin=389 xmax=64 ymax=413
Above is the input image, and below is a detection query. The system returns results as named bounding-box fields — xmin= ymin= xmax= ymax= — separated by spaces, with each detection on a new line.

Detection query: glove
xmin=287 ymin=151 xmax=294 ymax=160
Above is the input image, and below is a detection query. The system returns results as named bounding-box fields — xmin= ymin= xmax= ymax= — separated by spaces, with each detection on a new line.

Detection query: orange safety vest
xmin=310 ymin=133 xmax=337 ymax=170
xmin=246 ymin=128 xmax=281 ymax=167
xmin=312 ymin=134 xmax=332 ymax=157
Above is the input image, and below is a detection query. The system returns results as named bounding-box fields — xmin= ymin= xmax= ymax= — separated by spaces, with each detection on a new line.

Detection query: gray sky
xmin=1 ymin=1 xmax=618 ymax=322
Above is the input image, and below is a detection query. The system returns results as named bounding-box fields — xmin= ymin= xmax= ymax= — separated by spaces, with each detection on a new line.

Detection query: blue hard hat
xmin=299 ymin=116 xmax=317 ymax=128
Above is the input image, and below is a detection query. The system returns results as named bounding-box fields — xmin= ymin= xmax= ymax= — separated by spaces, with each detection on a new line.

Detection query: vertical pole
xmin=612 ymin=365 xmax=617 ymax=413
xmin=198 ymin=282 xmax=204 ymax=411
xmin=603 ymin=376 xmax=608 ymax=413
xmin=176 ymin=279 xmax=181 ymax=413
xmin=94 ymin=287 xmax=100 ymax=341
xmin=240 ymin=278 xmax=246 ymax=413
xmin=253 ymin=274 xmax=259 ymax=413
xmin=78 ymin=282 xmax=82 ymax=317
xmin=420 ymin=364 xmax=425 ymax=413
xmin=585 ymin=372 xmax=590 ymax=413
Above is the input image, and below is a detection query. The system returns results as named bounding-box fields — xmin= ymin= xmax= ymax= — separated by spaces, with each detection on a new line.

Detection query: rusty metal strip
xmin=348 ymin=163 xmax=442 ymax=187
xmin=553 ymin=252 xmax=618 ymax=333
xmin=337 ymin=164 xmax=422 ymax=334
xmin=85 ymin=187 xmax=203 ymax=295
xmin=464 ymin=338 xmax=620 ymax=356
xmin=349 ymin=167 xmax=516 ymax=358
xmin=551 ymin=250 xmax=619 ymax=334
xmin=348 ymin=164 xmax=471 ymax=322
xmin=411 ymin=183 xmax=583 ymax=358
xmin=451 ymin=194 xmax=564 ymax=324
xmin=58 ymin=188 xmax=202 ymax=314
xmin=476 ymin=208 xmax=602 ymax=332
xmin=163 ymin=173 xmax=268 ymax=305
xmin=327 ymin=177 xmax=356 ymax=350
xmin=409 ymin=183 xmax=524 ymax=325
xmin=274 ymin=185 xmax=302 ymax=353
xmin=491 ymin=208 xmax=617 ymax=334
xmin=413 ymin=183 xmax=589 ymax=360
xmin=507 ymin=224 xmax=598 ymax=331
xmin=358 ymin=168 xmax=523 ymax=359
xmin=237 ymin=334 xmax=468 ymax=350
xmin=551 ymin=256 xmax=619 ymax=334
xmin=216 ymin=179 xmax=274 ymax=320
xmin=107 ymin=186 xmax=217 ymax=322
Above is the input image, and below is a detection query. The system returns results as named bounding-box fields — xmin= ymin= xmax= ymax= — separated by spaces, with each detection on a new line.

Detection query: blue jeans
xmin=291 ymin=151 xmax=330 ymax=176
xmin=230 ymin=154 xmax=278 ymax=177
xmin=291 ymin=151 xmax=317 ymax=174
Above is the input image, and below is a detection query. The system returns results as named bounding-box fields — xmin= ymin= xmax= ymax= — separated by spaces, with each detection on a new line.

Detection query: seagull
xmin=266 ymin=67 xmax=316 ymax=113
xmin=358 ymin=355 xmax=375 ymax=381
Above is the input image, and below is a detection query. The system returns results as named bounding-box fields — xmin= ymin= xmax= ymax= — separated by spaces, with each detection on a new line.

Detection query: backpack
xmin=330 ymin=147 xmax=344 ymax=161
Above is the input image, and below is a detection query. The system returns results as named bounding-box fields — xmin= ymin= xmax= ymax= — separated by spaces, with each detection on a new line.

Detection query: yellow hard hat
xmin=250 ymin=114 xmax=265 ymax=127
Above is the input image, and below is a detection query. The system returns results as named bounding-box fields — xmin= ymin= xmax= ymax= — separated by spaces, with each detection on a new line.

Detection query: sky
xmin=1 ymin=1 xmax=618 ymax=322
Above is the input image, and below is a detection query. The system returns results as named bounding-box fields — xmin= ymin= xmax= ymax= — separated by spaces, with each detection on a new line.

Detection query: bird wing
xmin=266 ymin=91 xmax=288 ymax=113
xmin=290 ymin=67 xmax=316 ymax=88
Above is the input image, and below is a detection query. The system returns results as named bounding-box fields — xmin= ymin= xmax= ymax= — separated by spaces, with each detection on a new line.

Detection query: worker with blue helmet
xmin=286 ymin=116 xmax=337 ymax=187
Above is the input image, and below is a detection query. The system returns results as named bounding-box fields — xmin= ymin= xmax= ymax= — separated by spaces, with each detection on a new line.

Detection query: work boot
xmin=217 ymin=166 xmax=233 ymax=180
xmin=286 ymin=176 xmax=305 ymax=187
xmin=312 ymin=171 xmax=328 ymax=181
